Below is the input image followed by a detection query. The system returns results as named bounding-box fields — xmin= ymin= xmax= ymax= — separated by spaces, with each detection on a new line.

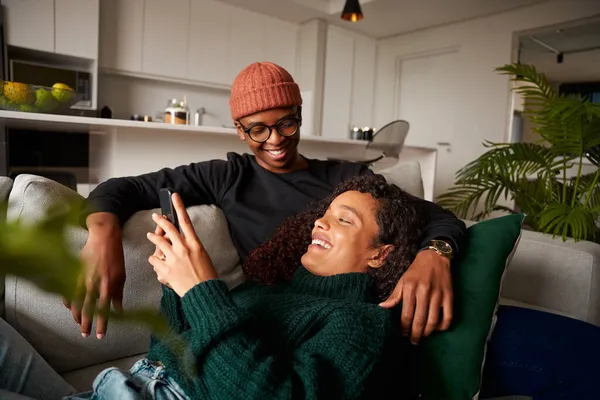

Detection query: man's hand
xmin=64 ymin=212 xmax=126 ymax=339
xmin=379 ymin=250 xmax=453 ymax=344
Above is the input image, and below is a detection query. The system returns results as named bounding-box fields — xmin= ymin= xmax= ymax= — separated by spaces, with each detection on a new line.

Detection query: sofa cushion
xmin=414 ymin=214 xmax=525 ymax=400
xmin=4 ymin=174 xmax=242 ymax=374
xmin=376 ymin=161 xmax=425 ymax=199
xmin=0 ymin=176 xmax=14 ymax=319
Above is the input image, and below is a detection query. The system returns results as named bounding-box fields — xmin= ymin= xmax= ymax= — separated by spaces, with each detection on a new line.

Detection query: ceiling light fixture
xmin=341 ymin=0 xmax=364 ymax=22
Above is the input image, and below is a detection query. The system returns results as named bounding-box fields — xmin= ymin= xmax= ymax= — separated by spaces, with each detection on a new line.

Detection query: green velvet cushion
xmin=415 ymin=213 xmax=525 ymax=400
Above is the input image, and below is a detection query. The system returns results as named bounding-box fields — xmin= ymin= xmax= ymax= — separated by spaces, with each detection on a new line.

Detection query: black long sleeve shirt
xmin=87 ymin=153 xmax=466 ymax=261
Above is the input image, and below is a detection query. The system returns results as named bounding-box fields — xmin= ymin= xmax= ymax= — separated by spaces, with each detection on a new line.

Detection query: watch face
xmin=434 ymin=240 xmax=452 ymax=254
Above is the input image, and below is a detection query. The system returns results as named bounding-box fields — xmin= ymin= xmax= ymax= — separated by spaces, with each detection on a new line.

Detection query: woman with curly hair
xmin=243 ymin=174 xmax=424 ymax=296
xmin=126 ymin=174 xmax=422 ymax=399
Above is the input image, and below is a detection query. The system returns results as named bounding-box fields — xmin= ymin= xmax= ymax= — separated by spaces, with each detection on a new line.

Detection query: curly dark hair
xmin=242 ymin=174 xmax=424 ymax=301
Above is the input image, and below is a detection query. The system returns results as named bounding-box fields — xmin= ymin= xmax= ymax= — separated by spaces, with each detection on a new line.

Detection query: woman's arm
xmin=180 ymin=280 xmax=391 ymax=399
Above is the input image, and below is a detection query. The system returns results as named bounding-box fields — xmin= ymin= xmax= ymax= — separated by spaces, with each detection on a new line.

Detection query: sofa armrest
xmin=500 ymin=229 xmax=600 ymax=326
xmin=463 ymin=219 xmax=600 ymax=326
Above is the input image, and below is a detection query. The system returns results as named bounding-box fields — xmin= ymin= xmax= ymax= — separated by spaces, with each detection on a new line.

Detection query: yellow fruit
xmin=52 ymin=83 xmax=74 ymax=104
xmin=4 ymin=82 xmax=34 ymax=105
xmin=35 ymin=88 xmax=59 ymax=111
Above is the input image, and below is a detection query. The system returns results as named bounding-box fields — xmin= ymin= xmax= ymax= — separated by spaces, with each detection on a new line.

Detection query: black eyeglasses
xmin=238 ymin=117 xmax=301 ymax=143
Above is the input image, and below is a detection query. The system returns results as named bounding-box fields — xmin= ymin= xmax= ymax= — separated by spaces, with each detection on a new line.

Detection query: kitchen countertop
xmin=0 ymin=110 xmax=372 ymax=147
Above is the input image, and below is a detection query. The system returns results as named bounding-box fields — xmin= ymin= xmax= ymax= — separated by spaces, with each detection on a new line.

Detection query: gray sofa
xmin=1 ymin=173 xmax=599 ymax=397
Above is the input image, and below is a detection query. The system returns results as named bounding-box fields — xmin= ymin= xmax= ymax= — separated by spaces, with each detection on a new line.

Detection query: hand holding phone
xmin=149 ymin=190 xmax=219 ymax=296
xmin=159 ymin=188 xmax=182 ymax=234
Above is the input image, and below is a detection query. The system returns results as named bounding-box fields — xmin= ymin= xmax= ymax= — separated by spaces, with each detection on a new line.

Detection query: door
xmin=55 ymin=0 xmax=99 ymax=59
xmin=2 ymin=0 xmax=54 ymax=53
xmin=396 ymin=49 xmax=460 ymax=198
xmin=142 ymin=0 xmax=190 ymax=78
xmin=99 ymin=0 xmax=144 ymax=72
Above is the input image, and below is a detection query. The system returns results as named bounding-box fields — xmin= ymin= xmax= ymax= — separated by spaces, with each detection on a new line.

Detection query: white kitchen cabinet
xmin=263 ymin=16 xmax=297 ymax=76
xmin=228 ymin=7 xmax=264 ymax=81
xmin=98 ymin=0 xmax=298 ymax=88
xmin=187 ymin=0 xmax=231 ymax=86
xmin=55 ymin=0 xmax=99 ymax=59
xmin=321 ymin=26 xmax=377 ymax=139
xmin=321 ymin=26 xmax=354 ymax=139
xmin=350 ymin=35 xmax=376 ymax=130
xmin=142 ymin=0 xmax=190 ymax=78
xmin=99 ymin=0 xmax=144 ymax=72
xmin=2 ymin=0 xmax=55 ymax=53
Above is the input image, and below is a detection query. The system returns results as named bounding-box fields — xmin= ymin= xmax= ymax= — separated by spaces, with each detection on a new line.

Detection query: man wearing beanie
xmin=77 ymin=62 xmax=466 ymax=345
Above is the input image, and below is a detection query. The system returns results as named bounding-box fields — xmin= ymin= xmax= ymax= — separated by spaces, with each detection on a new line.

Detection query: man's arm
xmin=73 ymin=159 xmax=234 ymax=339
xmin=86 ymin=159 xmax=233 ymax=226
xmin=411 ymin=195 xmax=467 ymax=255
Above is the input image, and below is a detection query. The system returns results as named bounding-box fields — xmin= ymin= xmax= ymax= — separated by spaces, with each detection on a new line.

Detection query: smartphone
xmin=159 ymin=188 xmax=182 ymax=234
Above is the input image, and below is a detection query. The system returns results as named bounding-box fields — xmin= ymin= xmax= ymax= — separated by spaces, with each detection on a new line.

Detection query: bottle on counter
xmin=164 ymin=97 xmax=190 ymax=125
xmin=99 ymin=105 xmax=113 ymax=119
xmin=194 ymin=107 xmax=206 ymax=126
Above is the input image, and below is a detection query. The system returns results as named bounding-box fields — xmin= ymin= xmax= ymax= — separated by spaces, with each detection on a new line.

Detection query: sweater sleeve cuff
xmin=181 ymin=279 xmax=243 ymax=335
xmin=161 ymin=285 xmax=181 ymax=313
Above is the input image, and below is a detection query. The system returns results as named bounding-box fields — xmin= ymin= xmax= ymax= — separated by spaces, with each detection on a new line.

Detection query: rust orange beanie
xmin=229 ymin=62 xmax=302 ymax=120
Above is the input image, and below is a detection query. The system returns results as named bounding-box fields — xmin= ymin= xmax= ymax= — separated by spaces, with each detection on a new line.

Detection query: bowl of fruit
xmin=0 ymin=80 xmax=82 ymax=114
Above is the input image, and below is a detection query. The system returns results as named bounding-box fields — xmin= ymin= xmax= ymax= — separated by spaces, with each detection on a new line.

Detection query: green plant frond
xmin=437 ymin=174 xmax=524 ymax=220
xmin=537 ymin=203 xmax=598 ymax=242
xmin=496 ymin=63 xmax=557 ymax=100
xmin=588 ymin=104 xmax=600 ymax=119
xmin=455 ymin=142 xmax=560 ymax=184
xmin=573 ymin=170 xmax=600 ymax=208
xmin=437 ymin=185 xmax=489 ymax=219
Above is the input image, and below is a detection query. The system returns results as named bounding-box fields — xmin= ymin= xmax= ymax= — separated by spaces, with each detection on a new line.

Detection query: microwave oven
xmin=8 ymin=59 xmax=92 ymax=109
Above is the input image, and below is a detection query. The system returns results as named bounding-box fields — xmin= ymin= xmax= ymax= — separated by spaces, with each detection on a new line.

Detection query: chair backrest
xmin=366 ymin=120 xmax=409 ymax=158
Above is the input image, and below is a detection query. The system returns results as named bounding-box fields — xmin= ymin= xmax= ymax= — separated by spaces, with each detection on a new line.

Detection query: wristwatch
xmin=424 ymin=239 xmax=453 ymax=261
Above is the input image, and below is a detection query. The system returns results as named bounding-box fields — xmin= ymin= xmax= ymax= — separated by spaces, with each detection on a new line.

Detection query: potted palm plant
xmin=438 ymin=62 xmax=600 ymax=242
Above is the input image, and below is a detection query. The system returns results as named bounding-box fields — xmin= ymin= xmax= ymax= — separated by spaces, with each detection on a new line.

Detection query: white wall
xmin=98 ymin=74 xmax=232 ymax=127
xmin=374 ymin=0 xmax=600 ymax=198
xmin=295 ymin=19 xmax=327 ymax=137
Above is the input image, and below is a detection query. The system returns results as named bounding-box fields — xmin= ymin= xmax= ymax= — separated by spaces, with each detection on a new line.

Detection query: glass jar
xmin=164 ymin=98 xmax=189 ymax=125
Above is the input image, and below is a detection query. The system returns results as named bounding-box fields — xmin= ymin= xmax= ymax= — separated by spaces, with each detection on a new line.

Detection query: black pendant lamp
xmin=341 ymin=0 xmax=364 ymax=22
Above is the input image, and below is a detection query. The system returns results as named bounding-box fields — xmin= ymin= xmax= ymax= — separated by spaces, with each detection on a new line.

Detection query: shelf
xmin=0 ymin=110 xmax=367 ymax=147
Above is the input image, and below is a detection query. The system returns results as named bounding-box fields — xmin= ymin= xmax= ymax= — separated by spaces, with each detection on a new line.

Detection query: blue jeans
xmin=480 ymin=305 xmax=600 ymax=400
xmin=0 ymin=317 xmax=75 ymax=400
xmin=66 ymin=359 xmax=190 ymax=400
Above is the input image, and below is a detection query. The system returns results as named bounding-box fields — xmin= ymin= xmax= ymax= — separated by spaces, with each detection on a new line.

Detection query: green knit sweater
xmin=147 ymin=267 xmax=404 ymax=399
